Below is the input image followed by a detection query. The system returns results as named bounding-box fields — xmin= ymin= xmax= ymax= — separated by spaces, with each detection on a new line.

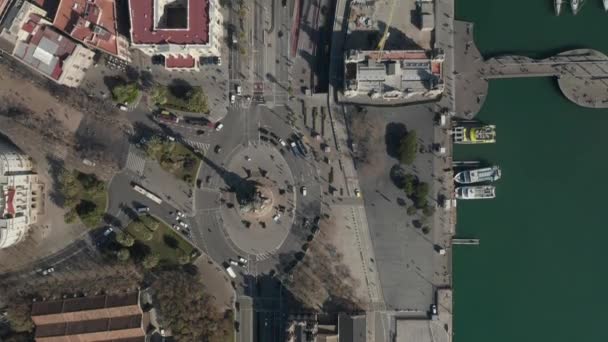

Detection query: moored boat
xmin=604 ymin=0 xmax=608 ymax=11
xmin=454 ymin=166 xmax=501 ymax=184
xmin=571 ymin=0 xmax=581 ymax=15
xmin=555 ymin=0 xmax=563 ymax=15
xmin=452 ymin=125 xmax=496 ymax=144
xmin=455 ymin=185 xmax=496 ymax=200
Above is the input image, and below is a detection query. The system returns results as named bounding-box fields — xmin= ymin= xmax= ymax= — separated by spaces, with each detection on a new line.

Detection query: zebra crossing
xmin=182 ymin=139 xmax=210 ymax=155
xmin=125 ymin=146 xmax=146 ymax=175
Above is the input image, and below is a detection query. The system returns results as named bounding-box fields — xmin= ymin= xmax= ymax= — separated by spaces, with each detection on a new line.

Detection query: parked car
xmin=215 ymin=122 xmax=224 ymax=131
xmin=301 ymin=186 xmax=307 ymax=196
xmin=229 ymin=259 xmax=239 ymax=266
xmin=238 ymin=256 xmax=248 ymax=264
xmin=118 ymin=104 xmax=128 ymax=111
xmin=42 ymin=267 xmax=55 ymax=276
xmin=214 ymin=145 xmax=222 ymax=153
xmin=103 ymin=226 xmax=114 ymax=236
xmin=279 ymin=138 xmax=286 ymax=147
xmin=236 ymin=85 xmax=242 ymax=95
xmin=230 ymin=94 xmax=236 ymax=104
xmin=136 ymin=206 xmax=149 ymax=213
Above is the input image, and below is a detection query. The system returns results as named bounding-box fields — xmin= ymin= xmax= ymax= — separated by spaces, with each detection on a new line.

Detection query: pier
xmin=452 ymin=20 xmax=608 ymax=118
xmin=452 ymin=238 xmax=480 ymax=245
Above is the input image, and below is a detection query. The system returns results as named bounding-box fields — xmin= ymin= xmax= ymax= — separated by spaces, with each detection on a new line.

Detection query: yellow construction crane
xmin=376 ymin=0 xmax=398 ymax=61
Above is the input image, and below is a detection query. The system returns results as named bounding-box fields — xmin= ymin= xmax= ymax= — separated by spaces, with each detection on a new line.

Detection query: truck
xmin=226 ymin=266 xmax=237 ymax=278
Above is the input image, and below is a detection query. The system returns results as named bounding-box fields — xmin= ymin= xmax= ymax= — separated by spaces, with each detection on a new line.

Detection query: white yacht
xmin=455 ymin=186 xmax=496 ymax=200
xmin=604 ymin=0 xmax=608 ymax=11
xmin=555 ymin=0 xmax=563 ymax=15
xmin=571 ymin=0 xmax=581 ymax=15
xmin=454 ymin=166 xmax=501 ymax=184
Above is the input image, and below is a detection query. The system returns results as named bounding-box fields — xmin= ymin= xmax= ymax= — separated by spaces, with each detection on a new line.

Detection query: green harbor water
xmin=454 ymin=1 xmax=608 ymax=341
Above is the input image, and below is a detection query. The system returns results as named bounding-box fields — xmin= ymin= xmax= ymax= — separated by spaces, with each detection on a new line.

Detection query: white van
xmin=226 ymin=266 xmax=237 ymax=278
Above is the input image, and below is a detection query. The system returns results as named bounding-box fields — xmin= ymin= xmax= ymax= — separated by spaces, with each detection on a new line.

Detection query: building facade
xmin=128 ymin=0 xmax=223 ymax=70
xmin=0 ymin=142 xmax=43 ymax=249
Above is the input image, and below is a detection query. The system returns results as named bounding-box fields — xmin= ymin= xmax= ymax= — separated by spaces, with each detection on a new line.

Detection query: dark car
xmin=214 ymin=145 xmax=222 ymax=153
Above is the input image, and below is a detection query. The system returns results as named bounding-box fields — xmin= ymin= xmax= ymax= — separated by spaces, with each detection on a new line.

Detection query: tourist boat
xmin=455 ymin=185 xmax=496 ymax=199
xmin=604 ymin=0 xmax=608 ymax=11
xmin=452 ymin=125 xmax=496 ymax=144
xmin=571 ymin=0 xmax=581 ymax=15
xmin=554 ymin=0 xmax=563 ymax=15
xmin=454 ymin=166 xmax=501 ymax=184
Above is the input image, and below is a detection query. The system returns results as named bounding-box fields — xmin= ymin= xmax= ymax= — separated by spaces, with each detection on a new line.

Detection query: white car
xmin=229 ymin=259 xmax=239 ymax=266
xmin=301 ymin=186 xmax=307 ymax=196
xmin=273 ymin=214 xmax=281 ymax=222
xmin=230 ymin=94 xmax=236 ymax=104
xmin=172 ymin=224 xmax=181 ymax=231
xmin=215 ymin=123 xmax=224 ymax=131
xmin=118 ymin=104 xmax=128 ymax=111
xmin=279 ymin=138 xmax=286 ymax=147
xmin=42 ymin=267 xmax=55 ymax=276
xmin=177 ymin=211 xmax=183 ymax=217
xmin=236 ymin=85 xmax=242 ymax=95
xmin=354 ymin=189 xmax=361 ymax=198
xmin=238 ymin=256 xmax=248 ymax=264
xmin=103 ymin=226 xmax=114 ymax=236
xmin=179 ymin=221 xmax=188 ymax=228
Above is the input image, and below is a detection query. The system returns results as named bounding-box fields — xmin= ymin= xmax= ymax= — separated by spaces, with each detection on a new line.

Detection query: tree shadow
xmin=385 ymin=122 xmax=407 ymax=159
xmin=390 ymin=164 xmax=407 ymax=189
xmin=46 ymin=154 xmax=66 ymax=207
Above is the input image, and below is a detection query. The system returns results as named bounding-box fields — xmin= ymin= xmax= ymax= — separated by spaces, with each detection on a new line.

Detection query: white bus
xmin=132 ymin=184 xmax=162 ymax=205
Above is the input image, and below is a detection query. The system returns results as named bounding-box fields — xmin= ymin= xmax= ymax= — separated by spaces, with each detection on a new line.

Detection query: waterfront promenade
xmin=453 ymin=21 xmax=608 ymax=118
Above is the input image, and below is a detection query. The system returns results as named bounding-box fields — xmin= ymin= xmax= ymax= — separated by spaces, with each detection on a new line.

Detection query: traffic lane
xmin=107 ymin=172 xmax=187 ymax=233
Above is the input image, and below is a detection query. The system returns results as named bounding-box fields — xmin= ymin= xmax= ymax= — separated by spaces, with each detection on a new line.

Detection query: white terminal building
xmin=128 ymin=0 xmax=223 ymax=70
xmin=0 ymin=142 xmax=44 ymax=249
xmin=344 ymin=49 xmax=444 ymax=100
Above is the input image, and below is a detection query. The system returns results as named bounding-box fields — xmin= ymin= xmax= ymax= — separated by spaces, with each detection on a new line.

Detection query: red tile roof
xmin=53 ymin=0 xmax=118 ymax=55
xmin=129 ymin=0 xmax=209 ymax=45
xmin=165 ymin=54 xmax=196 ymax=68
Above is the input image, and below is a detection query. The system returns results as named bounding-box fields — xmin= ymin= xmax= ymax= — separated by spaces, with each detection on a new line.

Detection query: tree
xmin=145 ymin=219 xmax=160 ymax=232
xmin=177 ymin=251 xmax=190 ymax=265
xmin=406 ymin=205 xmax=417 ymax=216
xmin=422 ymin=226 xmax=431 ymax=235
xmin=117 ymin=248 xmax=130 ymax=261
xmin=64 ymin=208 xmax=78 ymax=223
xmin=116 ymin=232 xmax=134 ymax=247
xmin=112 ymin=83 xmax=139 ymax=104
xmin=143 ymin=253 xmax=160 ymax=269
xmin=152 ymin=270 xmax=228 ymax=341
xmin=140 ymin=230 xmax=153 ymax=241
xmin=398 ymin=131 xmax=417 ymax=165
xmin=184 ymin=87 xmax=208 ymax=113
xmin=414 ymin=182 xmax=430 ymax=207
xmin=403 ymin=174 xmax=417 ymax=196
xmin=6 ymin=302 xmax=34 ymax=333
xmin=151 ymin=85 xmax=168 ymax=105
xmin=423 ymin=204 xmax=435 ymax=217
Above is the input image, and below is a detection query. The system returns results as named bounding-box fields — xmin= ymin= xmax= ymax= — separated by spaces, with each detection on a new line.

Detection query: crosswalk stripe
xmin=182 ymin=140 xmax=210 ymax=155
xmin=125 ymin=146 xmax=146 ymax=175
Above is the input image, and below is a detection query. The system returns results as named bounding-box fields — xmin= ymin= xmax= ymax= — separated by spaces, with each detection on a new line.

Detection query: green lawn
xmin=146 ymin=139 xmax=201 ymax=184
xmin=125 ymin=215 xmax=198 ymax=264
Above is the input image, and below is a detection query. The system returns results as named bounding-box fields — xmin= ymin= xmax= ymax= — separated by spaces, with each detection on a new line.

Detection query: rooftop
xmin=53 ymin=0 xmax=118 ymax=55
xmin=165 ymin=54 xmax=195 ymax=68
xmin=32 ymin=292 xmax=145 ymax=342
xmin=128 ymin=0 xmax=209 ymax=45
xmin=13 ymin=15 xmax=78 ymax=80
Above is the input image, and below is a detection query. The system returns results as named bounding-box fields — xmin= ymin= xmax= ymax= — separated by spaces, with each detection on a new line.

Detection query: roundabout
xmin=219 ymin=144 xmax=296 ymax=256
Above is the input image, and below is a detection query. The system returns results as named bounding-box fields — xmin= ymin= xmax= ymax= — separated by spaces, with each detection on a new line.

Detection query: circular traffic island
xmin=219 ymin=144 xmax=295 ymax=256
